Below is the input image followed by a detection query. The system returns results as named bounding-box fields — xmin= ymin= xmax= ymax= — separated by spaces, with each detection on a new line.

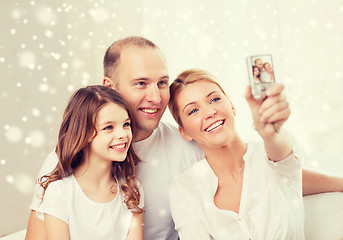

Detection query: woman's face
xmin=176 ymin=81 xmax=236 ymax=149
xmin=264 ymin=62 xmax=273 ymax=73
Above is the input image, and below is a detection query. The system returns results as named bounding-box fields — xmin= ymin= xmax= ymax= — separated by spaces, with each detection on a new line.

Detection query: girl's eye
xmin=211 ymin=97 xmax=220 ymax=104
xmin=188 ymin=109 xmax=198 ymax=116
xmin=123 ymin=122 xmax=131 ymax=128
xmin=104 ymin=125 xmax=113 ymax=130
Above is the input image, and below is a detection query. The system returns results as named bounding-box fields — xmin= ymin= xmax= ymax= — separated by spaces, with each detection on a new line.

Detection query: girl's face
xmin=253 ymin=67 xmax=260 ymax=77
xmin=176 ymin=81 xmax=236 ymax=149
xmin=89 ymin=102 xmax=132 ymax=163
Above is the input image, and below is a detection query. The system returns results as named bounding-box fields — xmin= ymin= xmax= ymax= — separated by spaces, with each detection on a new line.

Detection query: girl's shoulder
xmin=45 ymin=175 xmax=74 ymax=194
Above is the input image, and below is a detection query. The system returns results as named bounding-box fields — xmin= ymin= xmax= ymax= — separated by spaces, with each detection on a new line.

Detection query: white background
xmin=1 ymin=0 xmax=342 ymax=236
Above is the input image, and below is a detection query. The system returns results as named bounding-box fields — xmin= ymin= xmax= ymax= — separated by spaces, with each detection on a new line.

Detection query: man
xmin=26 ymin=36 xmax=343 ymax=240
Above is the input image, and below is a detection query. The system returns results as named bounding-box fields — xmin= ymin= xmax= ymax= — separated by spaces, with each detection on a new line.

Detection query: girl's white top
xmin=169 ymin=141 xmax=305 ymax=240
xmin=37 ymin=175 xmax=144 ymax=240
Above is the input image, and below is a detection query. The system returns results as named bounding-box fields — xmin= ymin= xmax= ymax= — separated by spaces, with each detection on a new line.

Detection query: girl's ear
xmin=178 ymin=126 xmax=193 ymax=142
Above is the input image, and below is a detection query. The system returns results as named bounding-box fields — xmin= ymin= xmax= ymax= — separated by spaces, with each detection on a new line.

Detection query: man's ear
xmin=178 ymin=126 xmax=193 ymax=142
xmin=103 ymin=77 xmax=115 ymax=89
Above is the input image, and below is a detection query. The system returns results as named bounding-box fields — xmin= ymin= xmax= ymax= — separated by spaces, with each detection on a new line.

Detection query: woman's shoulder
xmin=171 ymin=159 xmax=210 ymax=189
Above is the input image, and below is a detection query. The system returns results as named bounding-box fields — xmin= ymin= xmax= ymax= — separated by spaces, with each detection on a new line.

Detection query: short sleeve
xmin=36 ymin=181 xmax=69 ymax=223
xmin=137 ymin=180 xmax=144 ymax=209
xmin=30 ymin=150 xmax=59 ymax=211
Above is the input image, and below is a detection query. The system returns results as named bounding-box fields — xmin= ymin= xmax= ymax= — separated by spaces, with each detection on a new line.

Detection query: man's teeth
xmin=205 ymin=120 xmax=224 ymax=132
xmin=142 ymin=108 xmax=158 ymax=113
xmin=111 ymin=143 xmax=125 ymax=149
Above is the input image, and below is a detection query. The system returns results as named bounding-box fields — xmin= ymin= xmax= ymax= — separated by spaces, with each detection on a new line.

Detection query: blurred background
xmin=1 ymin=0 xmax=342 ymax=236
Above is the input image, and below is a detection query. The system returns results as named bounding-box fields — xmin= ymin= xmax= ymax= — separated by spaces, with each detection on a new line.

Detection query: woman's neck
xmin=203 ymin=134 xmax=247 ymax=176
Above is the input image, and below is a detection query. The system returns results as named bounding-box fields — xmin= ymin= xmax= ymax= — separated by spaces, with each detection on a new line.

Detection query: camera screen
xmin=249 ymin=55 xmax=275 ymax=84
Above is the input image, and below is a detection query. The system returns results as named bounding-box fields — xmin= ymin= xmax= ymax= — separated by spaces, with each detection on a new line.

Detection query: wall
xmin=1 ymin=0 xmax=342 ymax=236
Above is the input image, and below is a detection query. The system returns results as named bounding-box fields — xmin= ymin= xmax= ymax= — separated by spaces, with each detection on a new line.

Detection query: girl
xmin=168 ymin=69 xmax=305 ymax=239
xmin=36 ymin=85 xmax=144 ymax=240
xmin=252 ymin=65 xmax=262 ymax=83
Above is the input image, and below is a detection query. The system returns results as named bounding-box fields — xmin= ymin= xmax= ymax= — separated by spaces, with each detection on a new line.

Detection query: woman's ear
xmin=178 ymin=126 xmax=193 ymax=142
xmin=229 ymin=99 xmax=237 ymax=116
xmin=103 ymin=77 xmax=115 ymax=89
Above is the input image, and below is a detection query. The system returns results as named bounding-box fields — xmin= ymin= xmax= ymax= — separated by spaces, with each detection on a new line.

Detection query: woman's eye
xmin=188 ymin=109 xmax=198 ymax=116
xmin=211 ymin=97 xmax=220 ymax=104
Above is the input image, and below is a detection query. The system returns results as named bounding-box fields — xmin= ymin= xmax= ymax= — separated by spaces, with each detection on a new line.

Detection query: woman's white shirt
xmin=36 ymin=175 xmax=144 ymax=240
xmin=169 ymin=141 xmax=305 ymax=240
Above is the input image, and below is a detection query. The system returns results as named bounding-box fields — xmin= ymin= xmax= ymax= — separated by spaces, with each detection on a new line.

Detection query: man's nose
xmin=145 ymin=85 xmax=161 ymax=103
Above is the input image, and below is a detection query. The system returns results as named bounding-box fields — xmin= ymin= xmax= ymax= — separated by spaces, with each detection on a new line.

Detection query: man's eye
xmin=211 ymin=97 xmax=220 ymax=104
xmin=188 ymin=109 xmax=198 ymax=116
xmin=136 ymin=82 xmax=146 ymax=87
xmin=158 ymin=80 xmax=168 ymax=86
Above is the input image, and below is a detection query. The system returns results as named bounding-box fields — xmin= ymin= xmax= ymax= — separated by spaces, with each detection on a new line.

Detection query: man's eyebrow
xmin=182 ymin=91 xmax=218 ymax=112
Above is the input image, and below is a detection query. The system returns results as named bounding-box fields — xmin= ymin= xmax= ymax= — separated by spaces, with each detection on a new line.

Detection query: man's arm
xmin=25 ymin=150 xmax=59 ymax=240
xmin=25 ymin=211 xmax=46 ymax=240
xmin=302 ymin=169 xmax=343 ymax=196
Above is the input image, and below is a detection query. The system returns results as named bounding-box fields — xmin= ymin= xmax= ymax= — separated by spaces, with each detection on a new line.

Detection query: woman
xmin=263 ymin=62 xmax=275 ymax=82
xmin=36 ymin=85 xmax=144 ymax=240
xmin=168 ymin=69 xmax=304 ymax=239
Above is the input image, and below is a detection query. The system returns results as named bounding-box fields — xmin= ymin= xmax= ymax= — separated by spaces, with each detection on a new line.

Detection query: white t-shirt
xmin=169 ymin=141 xmax=305 ymax=240
xmin=30 ymin=122 xmax=204 ymax=240
xmin=36 ymin=175 xmax=144 ymax=240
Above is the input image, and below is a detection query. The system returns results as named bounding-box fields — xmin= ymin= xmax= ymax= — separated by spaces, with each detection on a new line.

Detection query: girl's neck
xmin=74 ymin=152 xmax=114 ymax=187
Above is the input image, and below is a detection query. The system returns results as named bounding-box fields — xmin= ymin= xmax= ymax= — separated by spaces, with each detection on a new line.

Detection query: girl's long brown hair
xmin=38 ymin=85 xmax=142 ymax=213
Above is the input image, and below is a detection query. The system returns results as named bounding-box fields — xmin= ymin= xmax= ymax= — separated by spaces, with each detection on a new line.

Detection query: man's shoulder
xmin=37 ymin=149 xmax=59 ymax=178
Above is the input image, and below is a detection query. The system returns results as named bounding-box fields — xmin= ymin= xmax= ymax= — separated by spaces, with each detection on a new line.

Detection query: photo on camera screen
xmin=247 ymin=54 xmax=276 ymax=100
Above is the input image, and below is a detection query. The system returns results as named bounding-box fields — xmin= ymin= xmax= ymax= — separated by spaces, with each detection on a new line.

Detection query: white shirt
xmin=133 ymin=122 xmax=204 ymax=240
xmin=260 ymin=69 xmax=272 ymax=83
xmin=169 ymin=141 xmax=305 ymax=240
xmin=36 ymin=175 xmax=144 ymax=240
xmin=30 ymin=122 xmax=204 ymax=240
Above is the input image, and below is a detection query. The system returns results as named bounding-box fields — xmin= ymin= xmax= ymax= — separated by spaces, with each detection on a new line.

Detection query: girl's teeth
xmin=112 ymin=144 xmax=125 ymax=149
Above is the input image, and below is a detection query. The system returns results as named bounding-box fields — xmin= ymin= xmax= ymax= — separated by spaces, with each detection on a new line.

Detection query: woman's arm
xmin=44 ymin=214 xmax=69 ymax=240
xmin=126 ymin=212 xmax=143 ymax=240
xmin=245 ymin=84 xmax=292 ymax=161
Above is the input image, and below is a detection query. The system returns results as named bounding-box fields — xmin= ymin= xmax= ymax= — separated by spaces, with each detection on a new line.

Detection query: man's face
xmin=255 ymin=59 xmax=263 ymax=71
xmin=113 ymin=46 xmax=170 ymax=141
